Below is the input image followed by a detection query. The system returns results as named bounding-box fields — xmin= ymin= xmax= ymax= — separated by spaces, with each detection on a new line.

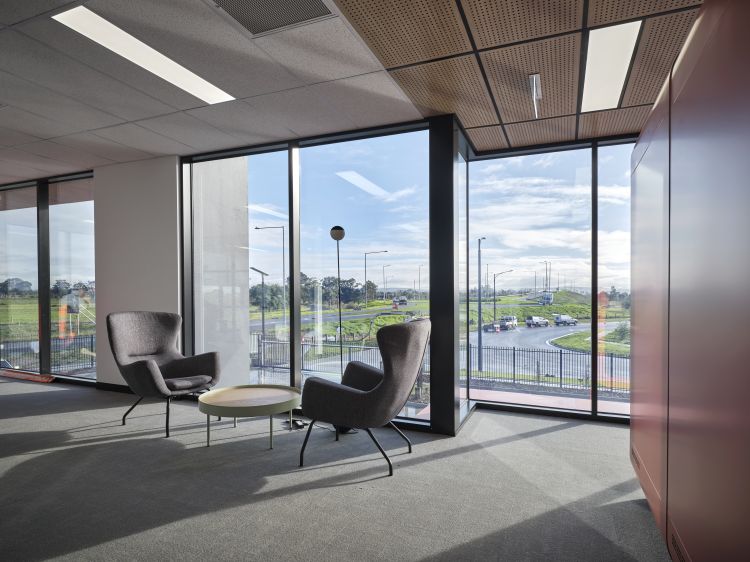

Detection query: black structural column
xmin=288 ymin=142 xmax=302 ymax=388
xmin=37 ymin=180 xmax=51 ymax=374
xmin=428 ymin=115 xmax=462 ymax=435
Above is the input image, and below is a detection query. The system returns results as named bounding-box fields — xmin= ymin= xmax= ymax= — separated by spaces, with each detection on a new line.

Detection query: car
xmin=554 ymin=314 xmax=578 ymax=326
xmin=397 ymin=296 xmax=408 ymax=306
xmin=499 ymin=315 xmax=518 ymax=330
xmin=526 ymin=315 xmax=549 ymax=327
xmin=483 ymin=323 xmax=500 ymax=333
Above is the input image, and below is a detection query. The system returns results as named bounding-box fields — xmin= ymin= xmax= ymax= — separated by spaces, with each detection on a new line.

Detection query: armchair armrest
xmin=342 ymin=361 xmax=383 ymax=391
xmin=301 ymin=376 xmax=368 ymax=428
xmin=120 ymin=359 xmax=171 ymax=398
xmin=161 ymin=352 xmax=220 ymax=383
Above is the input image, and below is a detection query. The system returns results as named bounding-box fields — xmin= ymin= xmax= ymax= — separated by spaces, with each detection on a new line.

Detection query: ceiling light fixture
xmin=581 ymin=21 xmax=641 ymax=113
xmin=52 ymin=6 xmax=234 ymax=105
xmin=529 ymin=73 xmax=542 ymax=119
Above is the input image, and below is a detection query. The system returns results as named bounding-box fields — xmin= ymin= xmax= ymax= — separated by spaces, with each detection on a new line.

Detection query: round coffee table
xmin=198 ymin=384 xmax=301 ymax=449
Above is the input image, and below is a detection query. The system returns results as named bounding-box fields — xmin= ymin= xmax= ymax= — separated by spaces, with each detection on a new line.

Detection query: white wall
xmin=94 ymin=157 xmax=181 ymax=386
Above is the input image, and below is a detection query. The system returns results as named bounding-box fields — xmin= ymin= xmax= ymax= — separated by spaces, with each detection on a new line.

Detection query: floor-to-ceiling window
xmin=468 ymin=149 xmax=593 ymax=412
xmin=0 ymin=187 xmax=39 ymax=372
xmin=299 ymin=130 xmax=430 ymax=419
xmin=596 ymin=143 xmax=634 ymax=415
xmin=49 ymin=178 xmax=96 ymax=378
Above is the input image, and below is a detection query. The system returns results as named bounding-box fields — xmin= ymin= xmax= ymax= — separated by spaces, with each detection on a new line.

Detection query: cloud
xmin=247 ymin=204 xmax=288 ymax=220
xmin=336 ymin=170 xmax=416 ymax=202
xmin=532 ymin=153 xmax=560 ymax=168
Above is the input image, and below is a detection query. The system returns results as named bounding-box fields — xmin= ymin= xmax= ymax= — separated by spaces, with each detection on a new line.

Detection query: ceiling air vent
xmin=214 ymin=0 xmax=332 ymax=36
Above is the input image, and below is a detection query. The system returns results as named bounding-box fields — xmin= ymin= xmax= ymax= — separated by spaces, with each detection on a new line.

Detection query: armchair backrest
xmin=107 ymin=311 xmax=182 ymax=368
xmin=374 ymin=318 xmax=431 ymax=423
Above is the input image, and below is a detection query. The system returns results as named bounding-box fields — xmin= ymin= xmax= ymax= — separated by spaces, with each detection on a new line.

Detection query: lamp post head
xmin=330 ymin=226 xmax=345 ymax=241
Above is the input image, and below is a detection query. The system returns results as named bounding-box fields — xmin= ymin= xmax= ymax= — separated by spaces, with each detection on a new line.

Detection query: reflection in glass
xmin=468 ymin=149 xmax=592 ymax=411
xmin=300 ymin=130 xmax=430 ymax=419
xmin=49 ymin=179 xmax=96 ymax=378
xmin=0 ymin=187 xmax=39 ymax=372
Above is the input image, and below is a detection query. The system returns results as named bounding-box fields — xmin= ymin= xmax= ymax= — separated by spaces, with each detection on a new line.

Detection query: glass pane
xmin=49 ymin=179 xmax=96 ymax=378
xmin=597 ymin=143 xmax=634 ymax=415
xmin=193 ymin=152 xmax=290 ymax=387
xmin=458 ymin=151 xmax=469 ymax=411
xmin=248 ymin=151 xmax=290 ymax=386
xmin=0 ymin=187 xmax=39 ymax=372
xmin=468 ymin=149 xmax=592 ymax=412
xmin=300 ymin=130 xmax=430 ymax=420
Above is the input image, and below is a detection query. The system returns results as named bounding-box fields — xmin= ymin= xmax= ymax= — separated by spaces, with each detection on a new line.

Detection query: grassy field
xmin=551 ymin=330 xmax=631 ymax=356
xmin=0 ymin=297 xmax=96 ymax=340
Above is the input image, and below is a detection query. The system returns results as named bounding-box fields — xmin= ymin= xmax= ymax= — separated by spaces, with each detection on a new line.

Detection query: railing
xmin=255 ymin=336 xmax=629 ymax=402
xmin=0 ymin=334 xmax=96 ymax=375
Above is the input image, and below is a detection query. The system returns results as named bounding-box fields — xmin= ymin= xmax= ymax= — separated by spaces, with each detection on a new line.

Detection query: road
xmin=467 ymin=321 xmax=626 ymax=350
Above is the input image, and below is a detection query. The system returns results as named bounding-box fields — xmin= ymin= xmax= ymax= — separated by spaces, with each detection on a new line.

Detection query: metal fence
xmin=0 ymin=334 xmax=96 ymax=375
xmin=255 ymin=336 xmax=630 ymax=402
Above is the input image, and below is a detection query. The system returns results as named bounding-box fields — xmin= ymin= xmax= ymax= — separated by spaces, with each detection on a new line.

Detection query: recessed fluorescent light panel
xmin=52 ymin=6 xmax=234 ymax=105
xmin=581 ymin=21 xmax=641 ymax=112
xmin=529 ymin=73 xmax=542 ymax=119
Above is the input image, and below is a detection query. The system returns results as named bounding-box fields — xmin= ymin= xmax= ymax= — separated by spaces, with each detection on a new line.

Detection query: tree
xmin=0 ymin=277 xmax=34 ymax=296
xmin=364 ymin=280 xmax=378 ymax=302
xmin=51 ymin=279 xmax=71 ymax=298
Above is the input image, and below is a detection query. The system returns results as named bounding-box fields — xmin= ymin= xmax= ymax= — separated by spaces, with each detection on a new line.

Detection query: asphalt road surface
xmin=468 ymin=321 xmax=626 ymax=350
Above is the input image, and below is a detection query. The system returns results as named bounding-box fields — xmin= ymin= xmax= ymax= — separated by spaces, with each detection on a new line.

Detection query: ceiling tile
xmin=87 ymin=0 xmax=304 ymax=99
xmin=390 ymin=55 xmax=498 ymax=127
xmin=588 ymin=0 xmax=702 ymax=27
xmin=92 ymin=123 xmax=194 ymax=155
xmin=622 ymin=10 xmax=698 ymax=107
xmin=187 ymin=100 xmax=296 ymax=145
xmin=0 ymin=125 xmax=41 ymax=147
xmin=0 ymin=105 xmax=79 ymax=138
xmin=254 ymin=17 xmax=382 ymax=85
xmin=335 ymin=0 xmax=471 ymax=67
xmin=0 ymin=70 xmax=123 ymax=130
xmin=0 ymin=174 xmax=26 ymax=185
xmin=0 ymin=147 xmax=73 ymax=174
xmin=0 ymin=0 xmax=73 ymax=26
xmin=0 ymin=30 xmax=176 ymax=120
xmin=15 ymin=139 xmax=114 ymax=168
xmin=52 ymin=132 xmax=155 ymax=163
xmin=578 ymin=106 xmax=651 ymax=138
xmin=505 ymin=116 xmax=576 ymax=146
xmin=245 ymin=87 xmax=356 ymax=137
xmin=462 ymin=0 xmax=583 ymax=49
xmin=309 ymin=71 xmax=422 ymax=129
xmin=481 ymin=34 xmax=581 ymax=123
xmin=466 ymin=126 xmax=509 ymax=152
xmin=16 ymin=18 xmax=206 ymax=111
xmin=137 ymin=113 xmax=240 ymax=152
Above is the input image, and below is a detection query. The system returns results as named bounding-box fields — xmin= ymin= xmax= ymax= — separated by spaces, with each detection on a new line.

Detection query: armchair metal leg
xmin=299 ymin=420 xmax=315 ymax=467
xmin=122 ymin=396 xmax=143 ymax=426
xmin=365 ymin=429 xmax=393 ymax=476
xmin=388 ymin=421 xmax=412 ymax=453
xmin=165 ymin=397 xmax=171 ymax=438
xmin=335 ymin=427 xmax=339 ymax=441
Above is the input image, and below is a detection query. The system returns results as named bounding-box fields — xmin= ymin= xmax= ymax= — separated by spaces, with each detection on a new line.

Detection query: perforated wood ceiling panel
xmin=578 ymin=106 xmax=651 ymax=138
xmin=588 ymin=0 xmax=702 ymax=27
xmin=390 ymin=55 xmax=498 ymax=127
xmin=481 ymin=34 xmax=580 ymax=123
xmin=215 ymin=0 xmax=331 ymax=35
xmin=622 ymin=10 xmax=697 ymax=106
xmin=334 ymin=0 xmax=471 ymax=67
xmin=506 ymin=116 xmax=576 ymax=146
xmin=466 ymin=126 xmax=508 ymax=151
xmin=462 ymin=0 xmax=583 ymax=49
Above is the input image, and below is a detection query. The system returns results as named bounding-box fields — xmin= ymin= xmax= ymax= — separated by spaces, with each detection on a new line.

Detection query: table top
xmin=198 ymin=384 xmax=301 ymax=417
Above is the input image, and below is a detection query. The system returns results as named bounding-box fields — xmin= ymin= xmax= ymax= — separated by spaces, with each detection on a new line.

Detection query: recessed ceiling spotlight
xmin=52 ymin=6 xmax=234 ymax=105
xmin=581 ymin=21 xmax=641 ymax=112
xmin=529 ymin=73 xmax=542 ymax=119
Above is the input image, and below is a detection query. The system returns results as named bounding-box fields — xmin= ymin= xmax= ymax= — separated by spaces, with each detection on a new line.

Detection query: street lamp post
xmin=540 ymin=260 xmax=550 ymax=294
xmin=492 ymin=269 xmax=513 ymax=322
xmin=364 ymin=250 xmax=387 ymax=311
xmin=477 ymin=237 xmax=486 ymax=372
xmin=330 ymin=226 xmax=345 ymax=376
xmin=250 ymin=267 xmax=268 ymax=366
xmin=254 ymin=225 xmax=286 ymax=328
xmin=382 ymin=264 xmax=390 ymax=300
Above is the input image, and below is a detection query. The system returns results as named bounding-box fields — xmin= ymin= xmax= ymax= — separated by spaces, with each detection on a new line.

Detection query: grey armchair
xmin=106 ymin=311 xmax=220 ymax=437
xmin=299 ymin=319 xmax=430 ymax=476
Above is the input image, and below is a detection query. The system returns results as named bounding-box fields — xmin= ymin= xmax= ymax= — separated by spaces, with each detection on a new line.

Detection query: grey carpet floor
xmin=0 ymin=378 xmax=669 ymax=562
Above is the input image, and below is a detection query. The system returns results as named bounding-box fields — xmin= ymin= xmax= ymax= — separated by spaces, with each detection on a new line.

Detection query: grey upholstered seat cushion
xmin=301 ymin=319 xmax=430 ymax=429
xmin=107 ymin=311 xmax=220 ymax=398
xmin=164 ymin=375 xmax=213 ymax=391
